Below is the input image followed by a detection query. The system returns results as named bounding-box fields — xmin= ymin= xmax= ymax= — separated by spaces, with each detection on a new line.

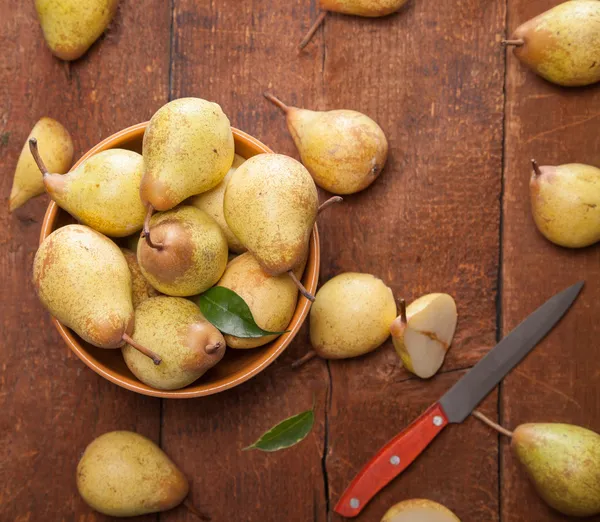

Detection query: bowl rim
xmin=39 ymin=121 xmax=320 ymax=398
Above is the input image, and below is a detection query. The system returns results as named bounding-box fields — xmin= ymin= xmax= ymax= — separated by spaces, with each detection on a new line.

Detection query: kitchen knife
xmin=334 ymin=281 xmax=584 ymax=518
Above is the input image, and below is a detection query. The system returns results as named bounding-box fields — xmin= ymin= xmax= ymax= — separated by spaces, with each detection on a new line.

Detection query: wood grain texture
xmin=502 ymin=1 xmax=600 ymax=521
xmin=0 ymin=1 xmax=170 ymax=520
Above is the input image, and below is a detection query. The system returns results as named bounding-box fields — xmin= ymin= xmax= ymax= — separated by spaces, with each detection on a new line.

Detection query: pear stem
xmin=399 ymin=298 xmax=407 ymax=325
xmin=122 ymin=333 xmax=162 ymax=365
xmin=183 ymin=498 xmax=211 ymax=521
xmin=142 ymin=204 xmax=163 ymax=250
xmin=263 ymin=92 xmax=290 ymax=114
xmin=502 ymin=39 xmax=525 ymax=47
xmin=531 ymin=159 xmax=542 ymax=177
xmin=298 ymin=11 xmax=328 ymax=51
xmin=29 ymin=138 xmax=49 ymax=178
xmin=288 ymin=270 xmax=315 ymax=302
xmin=318 ymin=196 xmax=343 ymax=215
xmin=472 ymin=410 xmax=513 ymax=438
xmin=204 ymin=341 xmax=223 ymax=355
xmin=291 ymin=350 xmax=317 ymax=369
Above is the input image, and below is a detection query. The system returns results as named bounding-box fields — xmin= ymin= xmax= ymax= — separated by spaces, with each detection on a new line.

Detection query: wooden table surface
xmin=1 ymin=1 xmax=599 ymax=521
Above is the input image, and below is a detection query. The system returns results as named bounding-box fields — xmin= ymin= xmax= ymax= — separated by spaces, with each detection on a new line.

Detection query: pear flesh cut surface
xmin=45 ymin=149 xmax=147 ymax=237
xmin=33 ymin=225 xmax=133 ymax=348
xmin=122 ymin=296 xmax=226 ymax=390
xmin=509 ymin=0 xmax=600 ymax=87
xmin=309 ymin=272 xmax=397 ymax=359
xmin=188 ymin=153 xmax=247 ymax=253
xmin=391 ymin=293 xmax=457 ymax=379
xmin=530 ymin=163 xmax=600 ymax=248
xmin=287 ymin=107 xmax=388 ymax=195
xmin=217 ymin=252 xmax=299 ymax=349
xmin=141 ymin=97 xmax=235 ymax=211
xmin=512 ymin=423 xmax=600 ymax=517
xmin=321 ymin=0 xmax=409 ymax=17
xmin=137 ymin=206 xmax=228 ymax=297
xmin=381 ymin=499 xmax=461 ymax=522
xmin=10 ymin=117 xmax=73 ymax=212
xmin=35 ymin=0 xmax=119 ymax=61
xmin=77 ymin=431 xmax=189 ymax=517
xmin=224 ymin=153 xmax=318 ymax=275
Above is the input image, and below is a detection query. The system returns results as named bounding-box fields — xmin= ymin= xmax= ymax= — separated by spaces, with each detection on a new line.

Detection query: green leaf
xmin=243 ymin=408 xmax=314 ymax=452
xmin=195 ymin=286 xmax=288 ymax=338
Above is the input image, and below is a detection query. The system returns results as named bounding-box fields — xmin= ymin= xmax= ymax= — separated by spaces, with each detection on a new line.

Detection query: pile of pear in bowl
xmin=35 ymin=98 xmax=320 ymax=398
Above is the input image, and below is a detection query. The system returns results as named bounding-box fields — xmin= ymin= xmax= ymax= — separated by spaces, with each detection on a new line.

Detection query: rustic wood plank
xmin=161 ymin=2 xmax=329 ymax=521
xmin=0 ymin=1 xmax=170 ymax=520
xmin=502 ymin=1 xmax=600 ymax=520
xmin=318 ymin=0 xmax=505 ymax=519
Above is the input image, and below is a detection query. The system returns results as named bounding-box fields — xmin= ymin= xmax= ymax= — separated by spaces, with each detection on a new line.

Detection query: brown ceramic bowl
xmin=40 ymin=122 xmax=320 ymax=398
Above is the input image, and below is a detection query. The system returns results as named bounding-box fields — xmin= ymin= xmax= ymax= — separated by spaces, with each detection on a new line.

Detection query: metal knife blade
xmin=440 ymin=280 xmax=584 ymax=423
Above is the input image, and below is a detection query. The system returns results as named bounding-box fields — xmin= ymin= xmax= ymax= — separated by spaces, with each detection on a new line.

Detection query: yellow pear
xmin=224 ymin=153 xmax=318 ymax=300
xmin=529 ymin=160 xmax=600 ymax=248
xmin=77 ymin=431 xmax=189 ymax=517
xmin=188 ymin=154 xmax=246 ymax=253
xmin=120 ymin=248 xmax=160 ymax=308
xmin=309 ymin=273 xmax=397 ymax=359
xmin=35 ymin=0 xmax=119 ymax=61
xmin=381 ymin=499 xmax=461 ymax=522
xmin=29 ymin=140 xmax=146 ymax=237
xmin=390 ymin=294 xmax=457 ymax=379
xmin=137 ymin=206 xmax=228 ymax=297
xmin=505 ymin=0 xmax=600 ymax=86
xmin=265 ymin=93 xmax=388 ymax=195
xmin=123 ymin=297 xmax=226 ymax=390
xmin=217 ymin=252 xmax=299 ymax=349
xmin=140 ymin=98 xmax=235 ymax=213
xmin=9 ymin=118 xmax=73 ymax=212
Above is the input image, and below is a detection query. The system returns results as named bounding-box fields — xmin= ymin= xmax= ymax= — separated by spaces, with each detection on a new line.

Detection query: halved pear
xmin=381 ymin=499 xmax=461 ymax=522
xmin=390 ymin=293 xmax=457 ymax=378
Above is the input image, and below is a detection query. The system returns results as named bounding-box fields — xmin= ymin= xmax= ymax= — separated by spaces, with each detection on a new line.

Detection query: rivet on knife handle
xmin=334 ymin=402 xmax=449 ymax=518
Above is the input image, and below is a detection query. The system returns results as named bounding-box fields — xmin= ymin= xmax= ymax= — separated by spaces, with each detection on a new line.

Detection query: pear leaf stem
xmin=122 ymin=333 xmax=162 ymax=365
xmin=183 ymin=498 xmax=211 ymax=521
xmin=29 ymin=138 xmax=49 ymax=178
xmin=298 ymin=11 xmax=328 ymax=51
xmin=291 ymin=350 xmax=317 ymax=369
xmin=142 ymin=204 xmax=163 ymax=250
xmin=502 ymin=39 xmax=525 ymax=47
xmin=263 ymin=92 xmax=290 ymax=114
xmin=318 ymin=196 xmax=343 ymax=215
xmin=288 ymin=270 xmax=315 ymax=302
xmin=531 ymin=159 xmax=542 ymax=177
xmin=472 ymin=410 xmax=513 ymax=438
xmin=399 ymin=298 xmax=407 ymax=325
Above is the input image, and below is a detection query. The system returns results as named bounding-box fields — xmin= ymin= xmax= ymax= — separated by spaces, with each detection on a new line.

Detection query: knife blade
xmin=334 ymin=281 xmax=584 ymax=518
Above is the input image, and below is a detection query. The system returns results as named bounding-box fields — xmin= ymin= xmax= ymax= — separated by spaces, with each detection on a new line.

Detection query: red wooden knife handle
xmin=334 ymin=402 xmax=449 ymax=518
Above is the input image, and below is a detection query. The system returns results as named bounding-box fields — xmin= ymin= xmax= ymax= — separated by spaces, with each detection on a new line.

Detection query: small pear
xmin=309 ymin=273 xmax=397 ymax=359
xmin=188 ymin=154 xmax=246 ymax=253
xmin=217 ymin=252 xmax=299 ymax=349
xmin=35 ymin=0 xmax=119 ymax=61
xmin=9 ymin=118 xmax=73 ymax=212
xmin=120 ymin=248 xmax=160 ymax=308
xmin=504 ymin=1 xmax=600 ymax=87
xmin=299 ymin=0 xmax=409 ymax=49
xmin=381 ymin=499 xmax=461 ymax=522
xmin=137 ymin=206 xmax=228 ymax=297
xmin=224 ymin=153 xmax=318 ymax=299
xmin=123 ymin=297 xmax=226 ymax=390
xmin=77 ymin=431 xmax=189 ymax=517
xmin=140 ymin=98 xmax=234 ymax=213
xmin=34 ymin=225 xmax=160 ymax=363
xmin=264 ymin=93 xmax=388 ymax=195
xmin=30 ymin=140 xmax=147 ymax=237
xmin=390 ymin=294 xmax=457 ymax=379
xmin=529 ymin=160 xmax=600 ymax=248
xmin=512 ymin=423 xmax=600 ymax=517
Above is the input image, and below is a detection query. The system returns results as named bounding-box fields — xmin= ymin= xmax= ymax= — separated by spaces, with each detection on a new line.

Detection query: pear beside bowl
xmin=40 ymin=122 xmax=320 ymax=398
